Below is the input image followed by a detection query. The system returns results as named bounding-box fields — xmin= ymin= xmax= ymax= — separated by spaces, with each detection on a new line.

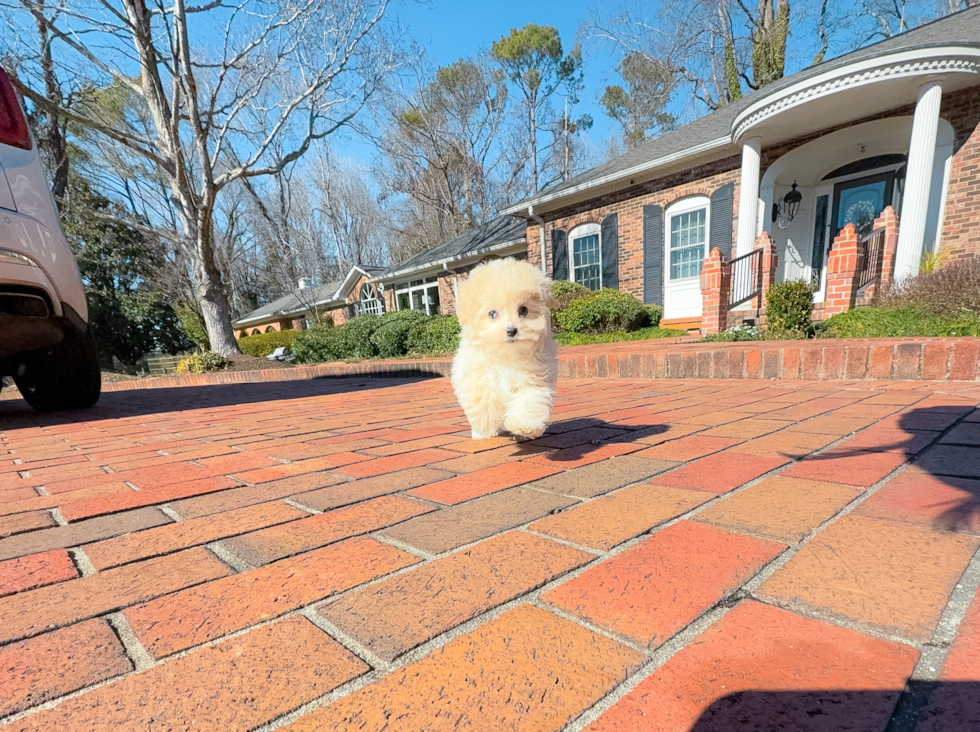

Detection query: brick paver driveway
xmin=1 ymin=375 xmax=980 ymax=731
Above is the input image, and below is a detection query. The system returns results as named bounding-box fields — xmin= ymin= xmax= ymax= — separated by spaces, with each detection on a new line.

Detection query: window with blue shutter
xmin=643 ymin=205 xmax=664 ymax=305
xmin=600 ymin=214 xmax=619 ymax=290
xmin=709 ymin=183 xmax=734 ymax=260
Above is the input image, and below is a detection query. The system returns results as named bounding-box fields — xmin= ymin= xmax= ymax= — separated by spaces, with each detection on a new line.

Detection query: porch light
xmin=772 ymin=181 xmax=803 ymax=229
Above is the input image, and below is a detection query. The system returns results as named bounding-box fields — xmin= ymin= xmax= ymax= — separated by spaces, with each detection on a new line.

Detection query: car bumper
xmin=0 ymin=209 xmax=87 ymax=322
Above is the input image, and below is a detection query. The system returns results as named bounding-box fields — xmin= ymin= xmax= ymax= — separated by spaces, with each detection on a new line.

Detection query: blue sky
xmin=338 ymin=0 xmax=622 ymax=161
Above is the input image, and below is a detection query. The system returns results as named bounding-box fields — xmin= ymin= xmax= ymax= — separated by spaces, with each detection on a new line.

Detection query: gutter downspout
xmin=528 ymin=205 xmax=547 ymax=274
xmin=443 ymin=262 xmax=459 ymax=310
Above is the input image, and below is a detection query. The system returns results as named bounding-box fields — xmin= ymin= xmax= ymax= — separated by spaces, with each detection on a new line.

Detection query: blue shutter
xmin=551 ymin=229 xmax=568 ymax=281
xmin=601 ymin=214 xmax=619 ymax=290
xmin=643 ymin=205 xmax=663 ymax=305
xmin=710 ymin=183 xmax=734 ymax=260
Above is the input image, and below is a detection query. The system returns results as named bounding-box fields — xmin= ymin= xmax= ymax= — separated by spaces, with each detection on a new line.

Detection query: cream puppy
xmin=452 ymin=258 xmax=559 ymax=440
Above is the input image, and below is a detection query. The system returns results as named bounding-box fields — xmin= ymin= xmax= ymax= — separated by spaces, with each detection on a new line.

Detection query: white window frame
xmin=665 ymin=197 xmax=710 ymax=282
xmin=393 ymin=276 xmax=441 ymax=316
xmin=568 ymin=222 xmax=603 ymax=290
xmin=353 ymin=282 xmax=384 ymax=316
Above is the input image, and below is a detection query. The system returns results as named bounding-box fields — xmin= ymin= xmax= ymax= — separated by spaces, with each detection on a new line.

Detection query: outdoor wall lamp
xmin=772 ymin=181 xmax=803 ymax=229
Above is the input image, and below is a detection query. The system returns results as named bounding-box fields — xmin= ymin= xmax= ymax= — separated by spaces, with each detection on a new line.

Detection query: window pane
xmin=397 ymin=292 xmax=410 ymax=310
xmin=427 ymin=285 xmax=441 ymax=316
xmin=572 ymin=233 xmax=602 ymax=291
xmin=411 ymin=290 xmax=424 ymax=311
xmin=669 ymin=208 xmax=707 ymax=280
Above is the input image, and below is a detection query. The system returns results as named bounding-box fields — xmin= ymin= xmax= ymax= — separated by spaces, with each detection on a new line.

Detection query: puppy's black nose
xmin=506 ymin=326 xmax=518 ymax=338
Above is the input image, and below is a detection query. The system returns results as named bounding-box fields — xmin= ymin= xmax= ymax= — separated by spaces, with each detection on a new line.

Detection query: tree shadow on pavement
xmin=689 ymin=681 xmax=980 ymax=731
xmin=794 ymin=406 xmax=980 ymax=535
xmin=0 ymin=373 xmax=441 ymax=427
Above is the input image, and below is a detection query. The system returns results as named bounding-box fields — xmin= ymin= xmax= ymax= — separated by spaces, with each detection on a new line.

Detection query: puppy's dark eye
xmin=518 ymin=306 xmax=528 ymax=317
xmin=488 ymin=310 xmax=497 ymax=319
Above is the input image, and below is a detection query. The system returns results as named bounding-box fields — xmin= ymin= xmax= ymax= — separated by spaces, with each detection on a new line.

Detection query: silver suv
xmin=0 ymin=69 xmax=100 ymax=411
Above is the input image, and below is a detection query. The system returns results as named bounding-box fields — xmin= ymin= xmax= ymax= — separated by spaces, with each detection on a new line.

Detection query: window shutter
xmin=643 ymin=205 xmax=663 ymax=305
xmin=600 ymin=214 xmax=619 ymax=290
xmin=710 ymin=183 xmax=734 ymax=260
xmin=551 ymin=229 xmax=568 ymax=281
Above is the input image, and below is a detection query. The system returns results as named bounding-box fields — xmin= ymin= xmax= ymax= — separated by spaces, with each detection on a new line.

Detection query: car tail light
xmin=0 ymin=70 xmax=32 ymax=151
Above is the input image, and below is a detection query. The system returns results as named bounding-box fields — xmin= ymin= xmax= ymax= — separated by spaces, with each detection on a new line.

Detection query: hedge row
xmin=236 ymin=329 xmax=300 ymax=357
xmin=292 ymin=310 xmax=460 ymax=363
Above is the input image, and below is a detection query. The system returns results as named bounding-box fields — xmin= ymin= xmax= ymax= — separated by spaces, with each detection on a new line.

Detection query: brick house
xmin=233 ymin=265 xmax=385 ymax=338
xmin=371 ymin=216 xmax=527 ymax=316
xmin=495 ymin=6 xmax=980 ymax=333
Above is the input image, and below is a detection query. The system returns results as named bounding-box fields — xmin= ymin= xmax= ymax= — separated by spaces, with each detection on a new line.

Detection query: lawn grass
xmin=820 ymin=306 xmax=980 ymax=338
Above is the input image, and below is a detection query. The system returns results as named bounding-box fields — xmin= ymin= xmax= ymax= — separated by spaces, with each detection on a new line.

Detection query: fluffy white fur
xmin=451 ymin=258 xmax=559 ymax=440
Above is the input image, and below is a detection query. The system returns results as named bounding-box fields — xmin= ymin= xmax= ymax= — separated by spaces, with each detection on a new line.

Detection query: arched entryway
xmin=760 ymin=117 xmax=953 ymax=299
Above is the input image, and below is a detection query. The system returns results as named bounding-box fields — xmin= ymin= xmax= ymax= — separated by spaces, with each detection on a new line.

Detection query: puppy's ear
xmin=536 ymin=271 xmax=559 ymax=310
xmin=456 ymin=269 xmax=480 ymax=326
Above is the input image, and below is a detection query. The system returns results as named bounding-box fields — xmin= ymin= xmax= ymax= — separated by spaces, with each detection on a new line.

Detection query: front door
xmin=831 ymin=171 xmax=895 ymax=240
xmin=664 ymin=201 xmax=708 ymax=320
xmin=811 ymin=171 xmax=898 ymax=301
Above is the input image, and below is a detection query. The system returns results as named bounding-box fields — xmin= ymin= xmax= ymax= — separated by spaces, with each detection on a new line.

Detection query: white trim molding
xmin=500 ymin=137 xmax=732 ymax=216
xmin=732 ymin=47 xmax=980 ymax=142
xmin=370 ymin=239 xmax=526 ymax=284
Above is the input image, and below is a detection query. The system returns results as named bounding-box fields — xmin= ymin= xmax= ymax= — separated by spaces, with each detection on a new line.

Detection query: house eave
xmin=500 ymin=137 xmax=733 ymax=217
xmin=732 ymin=45 xmax=980 ymax=144
xmin=233 ymin=298 xmax=345 ymax=328
xmin=371 ymin=238 xmax=527 ymax=284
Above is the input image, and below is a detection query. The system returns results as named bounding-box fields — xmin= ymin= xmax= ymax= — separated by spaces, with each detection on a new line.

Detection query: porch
xmin=700 ymin=206 xmax=901 ymax=334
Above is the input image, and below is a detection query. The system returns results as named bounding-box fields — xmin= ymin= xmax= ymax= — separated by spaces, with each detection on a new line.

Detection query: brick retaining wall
xmin=4 ymin=338 xmax=979 ymax=403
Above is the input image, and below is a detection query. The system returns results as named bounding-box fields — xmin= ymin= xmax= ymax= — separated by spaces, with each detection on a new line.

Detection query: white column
xmin=895 ymin=81 xmax=943 ymax=282
xmin=736 ymin=137 xmax=762 ymax=256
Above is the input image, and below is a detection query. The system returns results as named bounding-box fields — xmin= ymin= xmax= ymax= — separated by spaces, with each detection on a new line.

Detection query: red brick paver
xmin=0 ymin=549 xmax=78 ymax=595
xmin=2 ymin=374 xmax=979 ymax=729
xmin=125 ymin=537 xmax=417 ymax=658
xmin=284 ymin=605 xmax=644 ymax=731
xmin=586 ymin=601 xmax=919 ymax=731
xmin=320 ymin=532 xmax=592 ymax=661
xmin=543 ymin=521 xmax=783 ymax=647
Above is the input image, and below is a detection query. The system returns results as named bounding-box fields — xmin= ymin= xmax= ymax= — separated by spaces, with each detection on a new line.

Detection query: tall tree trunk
xmin=181 ymin=208 xmax=240 ymax=356
xmin=752 ymin=0 xmax=789 ymax=89
xmin=529 ymin=93 xmax=539 ymax=193
xmin=33 ymin=7 xmax=68 ymax=202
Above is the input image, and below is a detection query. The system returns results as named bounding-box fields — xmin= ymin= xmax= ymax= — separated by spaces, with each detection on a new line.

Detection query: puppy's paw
xmin=471 ymin=429 xmax=498 ymax=440
xmin=504 ymin=416 xmax=548 ymax=440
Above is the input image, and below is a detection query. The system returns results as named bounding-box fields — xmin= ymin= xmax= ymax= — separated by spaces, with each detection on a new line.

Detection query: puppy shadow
xmin=521 ymin=417 xmax=670 ymax=461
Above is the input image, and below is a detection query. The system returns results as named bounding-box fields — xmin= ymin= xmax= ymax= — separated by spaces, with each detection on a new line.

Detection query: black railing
xmin=728 ymin=248 xmax=763 ymax=307
xmin=858 ymin=227 xmax=886 ymax=289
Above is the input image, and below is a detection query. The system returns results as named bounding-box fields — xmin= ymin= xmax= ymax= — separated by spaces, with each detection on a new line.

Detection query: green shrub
xmin=555 ymin=326 xmax=686 ymax=347
xmin=551 ymin=279 xmax=591 ymax=300
xmin=176 ymin=351 xmax=226 ymax=374
xmin=176 ymin=304 xmax=210 ymax=350
xmin=370 ymin=310 xmax=427 ymax=358
xmin=702 ymin=324 xmax=767 ymax=342
xmin=765 ymin=279 xmax=815 ymax=337
xmin=822 ymin=306 xmax=980 ymax=339
xmin=550 ymin=280 xmax=593 ymax=330
xmin=641 ymin=304 xmax=663 ymax=328
xmin=406 ymin=315 xmax=460 ymax=354
xmin=554 ymin=288 xmax=645 ymax=334
xmin=335 ymin=314 xmax=382 ymax=359
xmin=237 ymin=330 xmax=299 ymax=357
xmin=292 ymin=326 xmax=344 ymax=363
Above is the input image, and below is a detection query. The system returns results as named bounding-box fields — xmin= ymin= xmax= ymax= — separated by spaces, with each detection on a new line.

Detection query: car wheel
xmin=14 ymin=328 xmax=101 ymax=412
